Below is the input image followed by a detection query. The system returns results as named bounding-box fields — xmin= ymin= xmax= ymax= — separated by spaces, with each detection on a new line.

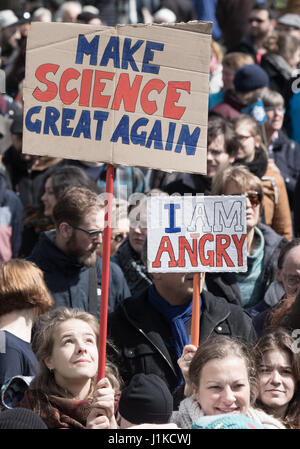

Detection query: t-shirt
xmin=0 ymin=331 xmax=39 ymax=388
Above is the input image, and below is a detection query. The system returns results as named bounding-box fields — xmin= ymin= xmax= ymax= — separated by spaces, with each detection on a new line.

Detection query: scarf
xmin=147 ymin=284 xmax=201 ymax=383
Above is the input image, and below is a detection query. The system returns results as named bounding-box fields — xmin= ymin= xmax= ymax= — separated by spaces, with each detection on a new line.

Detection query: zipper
xmin=123 ymin=306 xmax=178 ymax=378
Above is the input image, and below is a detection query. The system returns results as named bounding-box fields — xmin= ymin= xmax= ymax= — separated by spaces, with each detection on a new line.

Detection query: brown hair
xmin=211 ymin=164 xmax=264 ymax=199
xmin=223 ymin=52 xmax=255 ymax=72
xmin=52 ymin=186 xmax=103 ymax=228
xmin=264 ymin=32 xmax=300 ymax=62
xmin=253 ymin=327 xmax=300 ymax=428
xmin=31 ymin=307 xmax=122 ymax=398
xmin=207 ymin=115 xmax=239 ymax=157
xmin=189 ymin=335 xmax=257 ymax=405
xmin=0 ymin=259 xmax=54 ymax=316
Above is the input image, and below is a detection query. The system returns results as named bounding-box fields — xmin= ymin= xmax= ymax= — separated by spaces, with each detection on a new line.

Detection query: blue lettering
xmin=100 ymin=36 xmax=120 ymax=68
xmin=43 ymin=106 xmax=60 ymax=135
xmin=130 ymin=117 xmax=148 ymax=146
xmin=94 ymin=110 xmax=109 ymax=140
xmin=111 ymin=114 xmax=129 ymax=144
xmin=73 ymin=110 xmax=91 ymax=138
xmin=75 ymin=34 xmax=99 ymax=66
xmin=142 ymin=41 xmax=164 ymax=74
xmin=164 ymin=203 xmax=181 ymax=233
xmin=25 ymin=106 xmax=42 ymax=133
xmin=175 ymin=125 xmax=201 ymax=155
xmin=165 ymin=122 xmax=176 ymax=151
xmin=145 ymin=120 xmax=163 ymax=149
xmin=61 ymin=108 xmax=75 ymax=136
xmin=122 ymin=38 xmax=143 ymax=72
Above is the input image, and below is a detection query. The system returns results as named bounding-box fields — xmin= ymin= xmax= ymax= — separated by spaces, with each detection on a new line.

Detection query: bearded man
xmin=29 ymin=186 xmax=130 ymax=317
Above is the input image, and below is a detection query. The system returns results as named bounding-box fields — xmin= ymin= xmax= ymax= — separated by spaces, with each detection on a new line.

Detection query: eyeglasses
xmin=70 ymin=224 xmax=104 ymax=239
xmin=248 ymin=17 xmax=265 ymax=23
xmin=111 ymin=232 xmax=127 ymax=243
xmin=264 ymin=106 xmax=286 ymax=114
xmin=231 ymin=191 xmax=262 ymax=207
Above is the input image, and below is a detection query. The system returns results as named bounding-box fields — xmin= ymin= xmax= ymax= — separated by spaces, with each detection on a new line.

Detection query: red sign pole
xmin=97 ymin=163 xmax=114 ymax=381
xmin=191 ymin=272 xmax=203 ymax=347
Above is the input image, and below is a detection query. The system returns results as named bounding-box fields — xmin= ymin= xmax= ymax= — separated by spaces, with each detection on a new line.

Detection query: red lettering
xmin=111 ymin=74 xmax=143 ymax=112
xmin=141 ymin=78 xmax=165 ymax=115
xmin=177 ymin=237 xmax=198 ymax=267
xmin=59 ymin=68 xmax=80 ymax=105
xmin=216 ymin=235 xmax=234 ymax=267
xmin=152 ymin=236 xmax=177 ymax=268
xmin=92 ymin=70 xmax=114 ymax=108
xmin=163 ymin=81 xmax=190 ymax=120
xmin=232 ymin=234 xmax=246 ymax=266
xmin=33 ymin=63 xmax=59 ymax=102
xmin=79 ymin=69 xmax=93 ymax=106
xmin=199 ymin=234 xmax=214 ymax=267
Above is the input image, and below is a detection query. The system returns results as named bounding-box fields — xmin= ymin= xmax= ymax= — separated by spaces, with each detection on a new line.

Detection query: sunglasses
xmin=248 ymin=17 xmax=265 ymax=23
xmin=69 ymin=224 xmax=104 ymax=239
xmin=111 ymin=232 xmax=127 ymax=243
xmin=231 ymin=192 xmax=262 ymax=207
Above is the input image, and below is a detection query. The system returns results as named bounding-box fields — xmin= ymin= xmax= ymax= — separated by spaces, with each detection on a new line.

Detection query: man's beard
xmin=65 ymin=234 xmax=99 ymax=267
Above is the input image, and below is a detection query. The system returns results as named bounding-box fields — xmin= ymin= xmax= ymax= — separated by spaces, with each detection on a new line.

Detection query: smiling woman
xmin=170 ymin=335 xmax=286 ymax=429
xmin=15 ymin=307 xmax=122 ymax=429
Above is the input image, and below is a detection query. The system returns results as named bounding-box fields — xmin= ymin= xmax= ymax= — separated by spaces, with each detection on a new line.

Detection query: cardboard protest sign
xmin=147 ymin=195 xmax=247 ymax=272
xmin=23 ymin=21 xmax=211 ymax=174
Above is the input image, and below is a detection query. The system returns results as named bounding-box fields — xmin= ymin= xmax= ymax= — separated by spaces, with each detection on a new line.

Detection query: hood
xmin=29 ymin=230 xmax=87 ymax=274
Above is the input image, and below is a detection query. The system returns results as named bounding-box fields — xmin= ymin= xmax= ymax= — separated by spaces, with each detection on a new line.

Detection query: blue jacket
xmin=28 ymin=230 xmax=131 ymax=317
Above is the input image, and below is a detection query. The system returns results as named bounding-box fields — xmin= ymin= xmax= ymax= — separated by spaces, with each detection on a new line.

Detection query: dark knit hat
xmin=118 ymin=374 xmax=173 ymax=425
xmin=234 ymin=64 xmax=269 ymax=93
xmin=0 ymin=408 xmax=47 ymax=429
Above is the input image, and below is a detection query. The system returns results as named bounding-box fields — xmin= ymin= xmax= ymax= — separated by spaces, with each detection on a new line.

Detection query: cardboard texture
xmin=147 ymin=195 xmax=247 ymax=272
xmin=23 ymin=21 xmax=211 ymax=174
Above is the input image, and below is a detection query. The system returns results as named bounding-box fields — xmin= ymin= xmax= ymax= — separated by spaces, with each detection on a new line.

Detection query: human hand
xmin=177 ymin=344 xmax=197 ymax=397
xmin=86 ymin=377 xmax=118 ymax=429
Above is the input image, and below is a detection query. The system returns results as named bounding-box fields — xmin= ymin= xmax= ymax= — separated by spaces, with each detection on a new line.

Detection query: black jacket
xmin=108 ymin=289 xmax=257 ymax=396
xmin=29 ymin=230 xmax=131 ymax=317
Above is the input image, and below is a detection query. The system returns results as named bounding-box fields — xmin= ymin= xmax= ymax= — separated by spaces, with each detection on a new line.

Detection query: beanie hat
xmin=0 ymin=408 xmax=47 ymax=429
xmin=234 ymin=64 xmax=269 ymax=93
xmin=192 ymin=413 xmax=264 ymax=429
xmin=118 ymin=374 xmax=173 ymax=425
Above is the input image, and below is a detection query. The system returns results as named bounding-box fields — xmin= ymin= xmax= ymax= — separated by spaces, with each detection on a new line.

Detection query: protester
xmin=260 ymin=88 xmax=300 ymax=210
xmin=0 ymin=259 xmax=54 ymax=389
xmin=0 ymin=9 xmax=21 ymax=74
xmin=29 ymin=186 xmax=130 ymax=318
xmin=211 ymin=165 xmax=287 ymax=313
xmin=210 ymin=63 xmax=269 ymax=120
xmin=16 ymin=307 xmax=119 ymax=429
xmin=111 ymin=194 xmax=152 ymax=299
xmin=276 ymin=13 xmax=300 ymax=39
xmin=261 ymin=32 xmax=300 ymax=105
xmin=170 ymin=335 xmax=285 ymax=429
xmin=232 ymin=114 xmax=293 ymax=240
xmin=253 ymin=328 xmax=300 ymax=428
xmin=118 ymin=373 xmax=173 ymax=428
xmin=20 ymin=165 xmax=100 ymax=257
xmin=54 ymin=1 xmax=82 ymax=22
xmin=228 ymin=2 xmax=276 ymax=64
xmin=254 ymin=239 xmax=300 ymax=335
xmin=98 ymin=199 xmax=129 ymax=258
xmin=108 ymin=240 xmax=256 ymax=405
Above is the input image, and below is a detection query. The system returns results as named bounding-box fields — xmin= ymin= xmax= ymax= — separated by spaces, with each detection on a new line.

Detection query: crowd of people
xmin=2 ymin=0 xmax=300 ymax=431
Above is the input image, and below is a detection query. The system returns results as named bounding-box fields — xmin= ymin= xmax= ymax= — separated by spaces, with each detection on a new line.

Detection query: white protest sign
xmin=23 ymin=21 xmax=211 ymax=174
xmin=147 ymin=195 xmax=247 ymax=272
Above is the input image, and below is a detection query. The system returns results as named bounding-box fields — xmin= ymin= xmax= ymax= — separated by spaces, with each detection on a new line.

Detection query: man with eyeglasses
xmin=29 ymin=186 xmax=131 ymax=318
xmin=228 ymin=2 xmax=276 ymax=64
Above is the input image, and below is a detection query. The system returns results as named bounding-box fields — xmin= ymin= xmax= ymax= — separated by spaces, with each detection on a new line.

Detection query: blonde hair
xmin=211 ymin=164 xmax=264 ymax=199
xmin=264 ymin=32 xmax=300 ymax=61
xmin=223 ymin=52 xmax=255 ymax=71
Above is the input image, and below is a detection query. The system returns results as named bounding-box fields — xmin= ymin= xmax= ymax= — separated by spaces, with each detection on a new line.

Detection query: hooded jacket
xmin=28 ymin=230 xmax=131 ymax=317
xmin=107 ymin=288 xmax=256 ymax=397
